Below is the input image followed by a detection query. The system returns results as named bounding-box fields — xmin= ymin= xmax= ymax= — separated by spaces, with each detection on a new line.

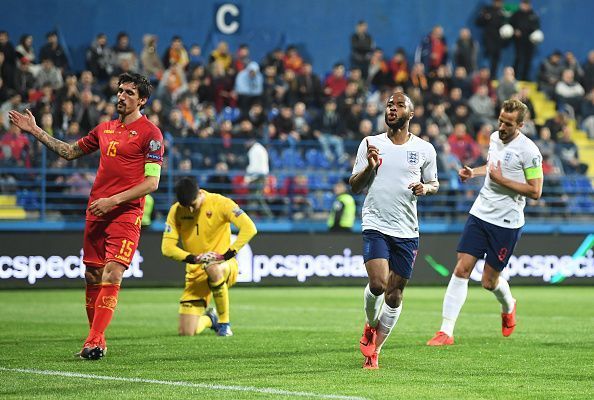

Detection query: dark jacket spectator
xmin=475 ymin=0 xmax=506 ymax=78
xmin=86 ymin=33 xmax=115 ymax=81
xmin=38 ymin=31 xmax=69 ymax=71
xmin=453 ymin=28 xmax=479 ymax=74
xmin=350 ymin=21 xmax=374 ymax=79
xmin=510 ymin=0 xmax=541 ymax=80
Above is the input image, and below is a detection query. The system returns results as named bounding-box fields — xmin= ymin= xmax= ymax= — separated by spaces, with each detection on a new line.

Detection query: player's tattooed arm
xmin=34 ymin=131 xmax=86 ymax=160
xmin=8 ymin=109 xmax=85 ymax=160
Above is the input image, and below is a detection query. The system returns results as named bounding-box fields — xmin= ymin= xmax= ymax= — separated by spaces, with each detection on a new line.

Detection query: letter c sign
xmin=216 ymin=3 xmax=240 ymax=34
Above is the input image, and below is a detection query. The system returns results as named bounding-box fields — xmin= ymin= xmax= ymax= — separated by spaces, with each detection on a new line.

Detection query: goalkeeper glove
xmin=222 ymin=249 xmax=237 ymax=260
xmin=184 ymin=252 xmax=225 ymax=267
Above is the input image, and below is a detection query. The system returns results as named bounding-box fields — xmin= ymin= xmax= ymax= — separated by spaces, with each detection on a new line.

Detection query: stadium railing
xmin=0 ymin=137 xmax=593 ymax=233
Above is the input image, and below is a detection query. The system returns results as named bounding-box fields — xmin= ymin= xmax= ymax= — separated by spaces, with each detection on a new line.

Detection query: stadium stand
xmin=1 ymin=16 xmax=593 ymax=230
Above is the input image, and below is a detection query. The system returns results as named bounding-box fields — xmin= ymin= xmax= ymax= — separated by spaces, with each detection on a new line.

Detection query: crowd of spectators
xmin=1 ymin=3 xmax=593 ymax=219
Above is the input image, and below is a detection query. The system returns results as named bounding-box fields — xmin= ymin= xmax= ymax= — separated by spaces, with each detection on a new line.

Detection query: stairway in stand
xmin=518 ymin=81 xmax=594 ymax=178
xmin=0 ymin=195 xmax=26 ymax=219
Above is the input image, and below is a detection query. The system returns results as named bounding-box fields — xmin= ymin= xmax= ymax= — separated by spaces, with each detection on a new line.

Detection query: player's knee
xmin=369 ymin=282 xmax=386 ymax=296
xmin=384 ymin=292 xmax=402 ymax=308
xmin=453 ymin=264 xmax=473 ymax=279
xmin=102 ymin=262 xmax=125 ymax=284
xmin=178 ymin=327 xmax=196 ymax=336
xmin=85 ymin=269 xmax=102 ymax=284
xmin=206 ymin=265 xmax=224 ymax=283
xmin=481 ymin=279 xmax=497 ymax=291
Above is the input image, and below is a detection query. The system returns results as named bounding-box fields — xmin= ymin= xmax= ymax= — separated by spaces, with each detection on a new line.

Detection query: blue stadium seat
xmin=268 ymin=148 xmax=283 ymax=169
xmin=327 ymin=173 xmax=342 ymax=185
xmin=281 ymin=148 xmax=305 ymax=169
xmin=561 ymin=176 xmax=593 ymax=194
xmin=305 ymin=148 xmax=321 ymax=168
xmin=322 ymin=191 xmax=335 ymax=210
xmin=568 ymin=195 xmax=594 ymax=214
xmin=16 ymin=190 xmax=40 ymax=210
xmin=575 ymin=176 xmax=593 ymax=193
xmin=307 ymin=173 xmax=324 ymax=190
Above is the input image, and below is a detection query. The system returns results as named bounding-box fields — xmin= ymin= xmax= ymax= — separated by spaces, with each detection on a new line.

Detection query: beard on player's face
xmin=385 ymin=112 xmax=408 ymax=130
xmin=116 ymin=99 xmax=140 ymax=116
xmin=499 ymin=128 xmax=516 ymax=142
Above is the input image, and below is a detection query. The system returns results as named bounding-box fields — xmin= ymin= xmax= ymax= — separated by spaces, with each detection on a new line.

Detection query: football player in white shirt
xmin=350 ymin=92 xmax=439 ymax=369
xmin=427 ymin=99 xmax=543 ymax=346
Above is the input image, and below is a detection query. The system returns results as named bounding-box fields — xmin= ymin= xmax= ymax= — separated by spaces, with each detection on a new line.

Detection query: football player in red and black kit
xmin=9 ymin=73 xmax=164 ymax=360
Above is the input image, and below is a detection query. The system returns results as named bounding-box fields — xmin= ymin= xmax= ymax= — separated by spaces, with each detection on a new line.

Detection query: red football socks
xmin=88 ymin=284 xmax=120 ymax=340
xmin=85 ymin=284 xmax=102 ymax=327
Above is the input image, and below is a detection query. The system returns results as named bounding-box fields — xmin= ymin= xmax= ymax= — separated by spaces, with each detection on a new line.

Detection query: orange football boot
xmin=427 ymin=331 xmax=454 ymax=346
xmin=502 ymin=301 xmax=517 ymax=337
xmin=359 ymin=323 xmax=376 ymax=357
xmin=363 ymin=353 xmax=379 ymax=370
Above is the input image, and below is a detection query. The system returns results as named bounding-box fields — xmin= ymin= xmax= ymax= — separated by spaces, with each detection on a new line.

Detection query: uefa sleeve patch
xmin=232 ymin=207 xmax=244 ymax=217
xmin=149 ymin=140 xmax=162 ymax=151
xmin=146 ymin=153 xmax=163 ymax=162
xmin=164 ymin=223 xmax=172 ymax=233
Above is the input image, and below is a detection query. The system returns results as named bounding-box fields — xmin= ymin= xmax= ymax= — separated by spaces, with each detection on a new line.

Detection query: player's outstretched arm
xmin=459 ymin=164 xmax=487 ymax=182
xmin=8 ymin=109 xmax=85 ymax=161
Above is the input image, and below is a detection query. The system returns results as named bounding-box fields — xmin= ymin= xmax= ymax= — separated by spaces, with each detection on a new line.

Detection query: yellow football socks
xmin=209 ymin=277 xmax=229 ymax=323
xmin=195 ymin=314 xmax=213 ymax=335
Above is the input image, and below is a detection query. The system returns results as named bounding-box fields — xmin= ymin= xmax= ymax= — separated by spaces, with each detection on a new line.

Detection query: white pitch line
xmin=0 ymin=367 xmax=368 ymax=400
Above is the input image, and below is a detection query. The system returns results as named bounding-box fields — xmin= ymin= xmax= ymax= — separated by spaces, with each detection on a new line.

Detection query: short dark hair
xmin=118 ymin=72 xmax=153 ymax=104
xmin=175 ymin=177 xmax=199 ymax=207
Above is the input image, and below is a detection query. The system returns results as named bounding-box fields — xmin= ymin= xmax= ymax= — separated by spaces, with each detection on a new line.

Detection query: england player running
xmin=350 ymin=91 xmax=439 ymax=369
xmin=9 ymin=73 xmax=163 ymax=360
xmin=427 ymin=99 xmax=543 ymax=346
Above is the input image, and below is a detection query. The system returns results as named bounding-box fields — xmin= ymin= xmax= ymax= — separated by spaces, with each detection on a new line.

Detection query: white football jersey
xmin=470 ymin=131 xmax=542 ymax=228
xmin=352 ymin=133 xmax=438 ymax=238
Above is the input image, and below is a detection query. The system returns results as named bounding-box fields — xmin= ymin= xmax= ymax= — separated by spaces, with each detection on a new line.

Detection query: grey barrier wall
xmin=0 ymin=232 xmax=593 ymax=288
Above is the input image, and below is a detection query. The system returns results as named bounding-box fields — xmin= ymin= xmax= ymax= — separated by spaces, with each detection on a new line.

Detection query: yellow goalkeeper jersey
xmin=161 ymin=190 xmax=257 ymax=279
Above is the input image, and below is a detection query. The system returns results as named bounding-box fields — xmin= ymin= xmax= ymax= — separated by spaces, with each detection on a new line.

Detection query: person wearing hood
xmin=234 ymin=61 xmax=263 ymax=113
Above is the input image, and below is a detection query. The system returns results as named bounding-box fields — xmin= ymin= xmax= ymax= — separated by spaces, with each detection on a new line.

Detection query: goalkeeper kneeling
xmin=161 ymin=177 xmax=257 ymax=337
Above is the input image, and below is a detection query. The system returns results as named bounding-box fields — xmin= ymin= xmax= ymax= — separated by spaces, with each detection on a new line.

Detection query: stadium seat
xmin=561 ymin=176 xmax=593 ymax=194
xmin=305 ymin=148 xmax=320 ymax=168
xmin=268 ymin=148 xmax=283 ymax=170
xmin=281 ymin=148 xmax=305 ymax=169
xmin=568 ymin=195 xmax=594 ymax=214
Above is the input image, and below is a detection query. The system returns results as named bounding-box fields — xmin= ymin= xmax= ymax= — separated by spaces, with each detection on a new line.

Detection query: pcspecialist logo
xmin=0 ymin=249 xmax=144 ymax=285
xmin=470 ymin=250 xmax=594 ymax=283
xmin=235 ymin=240 xmax=367 ymax=283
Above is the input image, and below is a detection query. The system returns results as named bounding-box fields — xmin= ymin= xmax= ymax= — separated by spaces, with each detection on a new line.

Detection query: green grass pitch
xmin=1 ymin=286 xmax=593 ymax=399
